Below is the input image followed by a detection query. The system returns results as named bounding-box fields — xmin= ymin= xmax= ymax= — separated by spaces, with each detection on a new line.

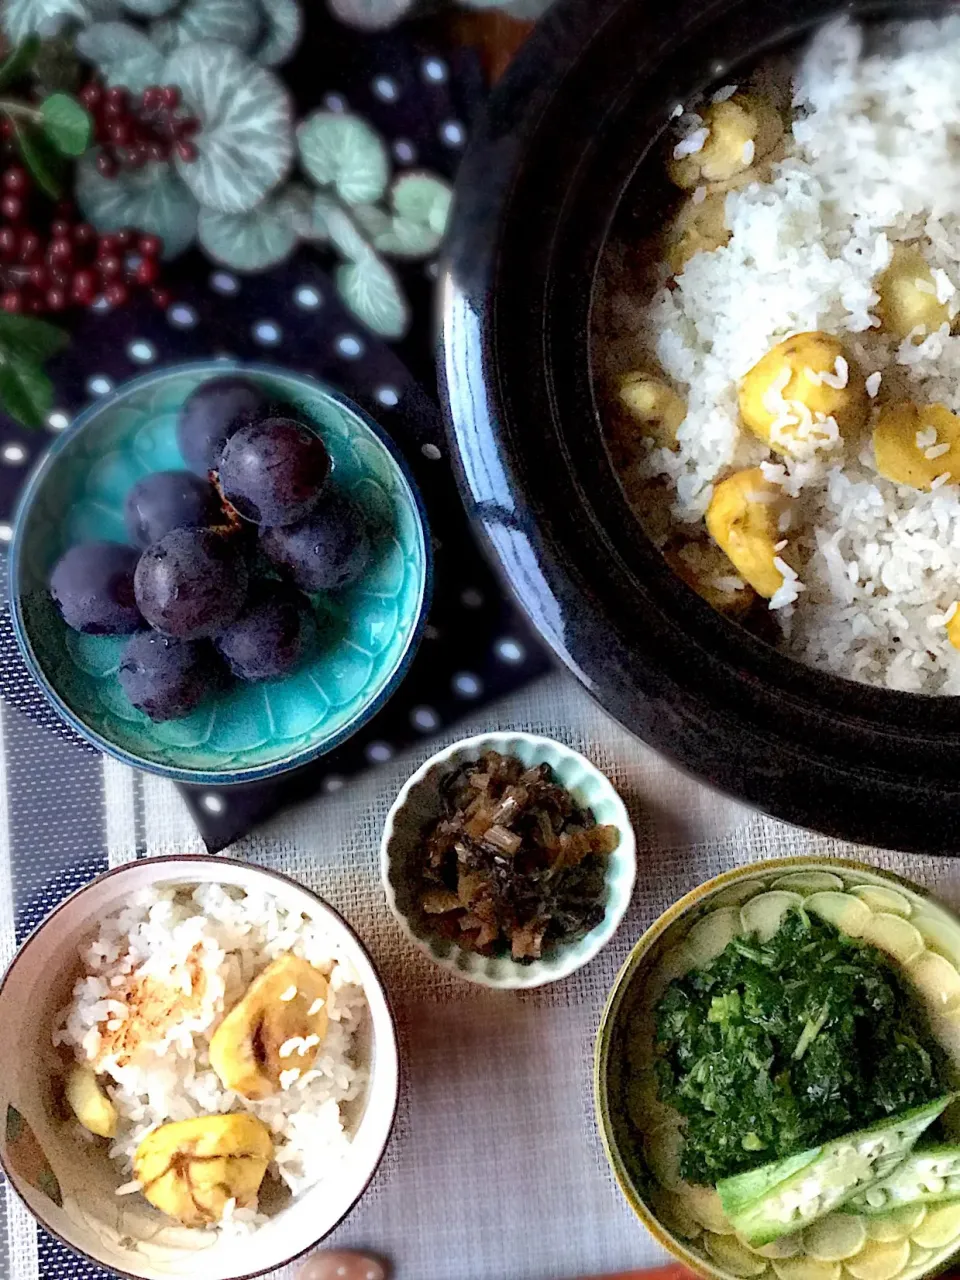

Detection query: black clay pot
xmin=439 ymin=0 xmax=960 ymax=855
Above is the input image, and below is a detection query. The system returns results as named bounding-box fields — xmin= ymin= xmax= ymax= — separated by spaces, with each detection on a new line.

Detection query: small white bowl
xmin=0 ymin=855 xmax=399 ymax=1280
xmin=380 ymin=731 xmax=637 ymax=988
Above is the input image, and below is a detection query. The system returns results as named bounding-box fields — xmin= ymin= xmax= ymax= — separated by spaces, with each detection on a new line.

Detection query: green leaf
xmin=0 ymin=35 xmax=41 ymax=92
xmin=373 ymin=216 xmax=442 ymax=259
xmin=152 ymin=0 xmax=261 ymax=54
xmin=164 ymin=41 xmax=294 ymax=214
xmin=0 ymin=313 xmax=68 ymax=362
xmin=391 ymin=171 xmax=452 ymax=235
xmin=335 ymin=254 xmax=409 ymax=338
xmin=324 ymin=203 xmax=374 ymax=261
xmin=0 ymin=351 xmax=55 ymax=429
xmin=13 ymin=122 xmax=63 ymax=198
xmin=297 ymin=111 xmax=389 ymax=205
xmin=120 ymin=0 xmax=178 ymax=15
xmin=254 ymin=0 xmax=302 ymax=67
xmin=41 ymin=93 xmax=92 ymax=156
xmin=76 ymin=152 xmax=199 ymax=259
xmin=75 ymin=22 xmax=166 ymax=94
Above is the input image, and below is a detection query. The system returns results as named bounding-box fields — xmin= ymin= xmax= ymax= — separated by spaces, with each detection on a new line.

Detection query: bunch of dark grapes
xmin=0 ymin=129 xmax=172 ymax=314
xmin=79 ymin=82 xmax=200 ymax=178
xmin=48 ymin=375 xmax=373 ymax=722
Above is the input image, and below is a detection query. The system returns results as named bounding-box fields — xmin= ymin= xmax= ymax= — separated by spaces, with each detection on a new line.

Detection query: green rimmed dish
xmin=9 ymin=360 xmax=430 ymax=785
xmin=595 ymin=858 xmax=960 ymax=1280
xmin=380 ymin=731 xmax=637 ymax=988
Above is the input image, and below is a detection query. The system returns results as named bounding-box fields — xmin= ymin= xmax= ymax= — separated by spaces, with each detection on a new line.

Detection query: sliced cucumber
xmin=645 ymin=1117 xmax=685 ymax=1191
xmin=911 ymin=914 xmax=960 ymax=968
xmin=707 ymin=1230 xmax=770 ymax=1275
xmin=651 ymin=1186 xmax=702 ymax=1240
xmin=907 ymin=952 xmax=960 ymax=1012
xmin=712 ymin=882 xmax=768 ymax=909
xmin=909 ymin=1201 xmax=960 ymax=1249
xmin=865 ymin=1206 xmax=927 ymax=1243
xmin=771 ymin=1255 xmax=840 ymax=1280
xmin=803 ymin=1214 xmax=867 ymax=1261
xmin=845 ymin=1147 xmax=960 ymax=1214
xmin=861 ymin=914 xmax=925 ymax=965
xmin=741 ymin=891 xmax=805 ymax=942
xmin=718 ymin=1097 xmax=952 ymax=1246
xmin=644 ymin=944 xmax=698 ymax=1006
xmin=685 ymin=907 xmax=742 ymax=968
xmin=852 ymin=886 xmax=913 ymax=918
xmin=772 ymin=872 xmax=845 ymax=894
xmin=804 ymin=892 xmax=871 ymax=938
xmin=750 ymin=1233 xmax=803 ymax=1258
xmin=682 ymin=1184 xmax=734 ymax=1234
xmin=843 ymin=1238 xmax=911 ymax=1280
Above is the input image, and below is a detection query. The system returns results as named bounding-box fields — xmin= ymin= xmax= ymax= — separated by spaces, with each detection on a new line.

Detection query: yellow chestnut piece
xmin=617 ymin=374 xmax=686 ymax=450
xmin=665 ymin=190 xmax=730 ymax=275
xmin=877 ymin=244 xmax=950 ymax=341
xmin=134 ymin=1114 xmax=273 ymax=1227
xmin=65 ymin=1064 xmax=117 ymax=1139
xmin=668 ymin=95 xmax=783 ymax=190
xmin=873 ymin=401 xmax=960 ymax=491
xmin=739 ymin=331 xmax=867 ymax=454
xmin=947 ymin=607 xmax=960 ymax=652
xmin=209 ymin=953 xmax=329 ymax=1100
xmin=705 ymin=468 xmax=788 ymax=599
xmin=664 ymin=540 xmax=756 ymax=615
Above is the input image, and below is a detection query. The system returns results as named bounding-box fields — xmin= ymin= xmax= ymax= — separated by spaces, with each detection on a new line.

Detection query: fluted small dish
xmin=380 ymin=730 xmax=637 ymax=988
xmin=9 ymin=360 xmax=430 ymax=784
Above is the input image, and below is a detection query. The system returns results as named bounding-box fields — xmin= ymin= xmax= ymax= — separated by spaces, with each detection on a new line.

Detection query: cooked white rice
xmin=54 ymin=883 xmax=368 ymax=1233
xmin=608 ymin=17 xmax=960 ymax=692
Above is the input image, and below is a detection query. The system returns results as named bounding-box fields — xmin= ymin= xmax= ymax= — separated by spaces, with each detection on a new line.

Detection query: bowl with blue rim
xmin=9 ymin=359 xmax=431 ymax=785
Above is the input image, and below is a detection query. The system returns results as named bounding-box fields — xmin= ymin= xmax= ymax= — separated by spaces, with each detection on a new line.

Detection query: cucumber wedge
xmin=865 ymin=1205 xmax=927 ymax=1243
xmin=772 ymin=872 xmax=845 ymax=894
xmin=861 ymin=914 xmax=925 ymax=965
xmin=685 ymin=907 xmax=743 ymax=968
xmin=706 ymin=1231 xmax=769 ymax=1275
xmin=804 ymin=892 xmax=871 ymax=938
xmin=717 ymin=1096 xmax=953 ymax=1246
xmin=844 ymin=1238 xmax=911 ymax=1280
xmin=802 ymin=1213 xmax=867 ymax=1261
xmin=741 ymin=891 xmax=805 ymax=942
xmin=844 ymin=1146 xmax=960 ymax=1214
xmin=852 ymin=886 xmax=913 ymax=918
xmin=907 ymin=1200 xmax=960 ymax=1249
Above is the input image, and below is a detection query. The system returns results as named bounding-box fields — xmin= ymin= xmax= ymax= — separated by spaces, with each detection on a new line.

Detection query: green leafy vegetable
xmin=0 ymin=36 xmax=41 ymax=91
xmin=12 ymin=119 xmax=64 ymax=197
xmin=0 ymin=313 xmax=68 ymax=429
xmin=40 ymin=92 xmax=92 ymax=155
xmin=653 ymin=910 xmax=951 ymax=1184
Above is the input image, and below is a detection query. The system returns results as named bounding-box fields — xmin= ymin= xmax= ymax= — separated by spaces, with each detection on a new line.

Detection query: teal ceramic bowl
xmin=9 ymin=361 xmax=430 ymax=785
xmin=380 ymin=731 xmax=637 ymax=988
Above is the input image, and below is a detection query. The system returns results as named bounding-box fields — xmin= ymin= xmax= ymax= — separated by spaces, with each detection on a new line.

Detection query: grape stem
xmin=0 ymin=102 xmax=43 ymax=125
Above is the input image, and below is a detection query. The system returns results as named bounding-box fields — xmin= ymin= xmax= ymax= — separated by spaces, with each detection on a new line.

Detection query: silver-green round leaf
xmin=2 ymin=0 xmax=84 ymax=43
xmin=254 ymin=0 xmax=302 ymax=66
xmin=197 ymin=192 xmax=299 ymax=271
xmin=324 ymin=204 xmax=374 ymax=261
xmin=297 ymin=111 xmax=389 ymax=205
xmin=120 ymin=0 xmax=178 ymax=16
xmin=75 ymin=21 xmax=166 ymax=92
xmin=335 ymin=254 xmax=409 ymax=338
xmin=76 ymin=153 xmax=199 ymax=259
xmin=326 ymin=0 xmax=414 ymax=30
xmin=152 ymin=0 xmax=261 ymax=53
xmin=352 ymin=203 xmax=392 ymax=240
xmin=391 ymin=170 xmax=452 ymax=234
xmin=164 ymin=41 xmax=294 ymax=214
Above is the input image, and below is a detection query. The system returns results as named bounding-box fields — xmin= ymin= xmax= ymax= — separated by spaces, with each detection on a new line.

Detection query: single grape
xmin=215 ymin=580 xmax=316 ymax=681
xmin=134 ymin=529 xmax=248 ymax=638
xmin=118 ymin=632 xmax=220 ymax=721
xmin=260 ymin=491 xmax=370 ymax=591
xmin=219 ymin=418 xmax=331 ymax=527
xmin=49 ymin=541 xmax=142 ymax=634
xmin=176 ymin=376 xmax=271 ymax=476
xmin=124 ymin=469 xmax=224 ymax=548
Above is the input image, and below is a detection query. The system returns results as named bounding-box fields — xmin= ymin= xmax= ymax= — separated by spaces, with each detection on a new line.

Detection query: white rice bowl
xmin=54 ymin=881 xmax=369 ymax=1231
xmin=597 ymin=16 xmax=960 ymax=693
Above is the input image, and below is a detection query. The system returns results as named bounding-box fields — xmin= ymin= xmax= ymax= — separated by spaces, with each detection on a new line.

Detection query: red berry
xmin=17 ymin=231 xmax=40 ymax=263
xmin=0 ymin=227 xmax=16 ymax=258
xmin=0 ymin=289 xmax=21 ymax=313
xmin=142 ymin=85 xmax=163 ymax=111
xmin=137 ymin=234 xmax=162 ymax=258
xmin=48 ymin=237 xmax=73 ymax=266
xmin=161 ymin=86 xmax=181 ymax=109
xmin=98 ymin=255 xmax=122 ymax=278
xmin=45 ymin=287 xmax=66 ymax=311
xmin=2 ymin=166 xmax=27 ymax=193
xmin=0 ymin=194 xmax=22 ymax=221
xmin=79 ymin=83 xmax=102 ymax=108
xmin=50 ymin=219 xmax=71 ymax=238
xmin=126 ymin=145 xmax=148 ymax=169
xmin=105 ymin=282 xmax=128 ymax=306
xmin=28 ymin=265 xmax=47 ymax=289
xmin=150 ymin=286 xmax=171 ymax=309
xmin=73 ymin=222 xmax=95 ymax=246
xmin=134 ymin=257 xmax=159 ymax=286
xmin=146 ymin=141 xmax=168 ymax=163
xmin=108 ymin=121 xmax=132 ymax=146
xmin=179 ymin=117 xmax=201 ymax=138
xmin=115 ymin=229 xmax=133 ymax=248
xmin=105 ymin=86 xmax=128 ymax=108
xmin=98 ymin=234 xmax=119 ymax=255
xmin=25 ymin=295 xmax=44 ymax=314
xmin=175 ymin=140 xmax=198 ymax=163
xmin=96 ymin=154 xmax=119 ymax=179
xmin=71 ymin=269 xmax=98 ymax=304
